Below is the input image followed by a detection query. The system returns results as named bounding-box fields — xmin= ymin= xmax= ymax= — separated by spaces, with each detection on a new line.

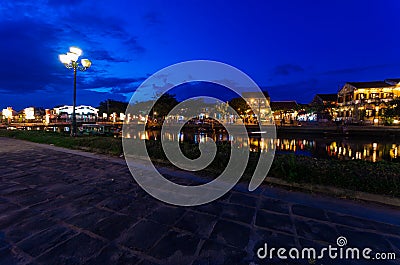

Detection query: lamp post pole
xmin=59 ymin=47 xmax=92 ymax=136
xmin=72 ymin=66 xmax=77 ymax=136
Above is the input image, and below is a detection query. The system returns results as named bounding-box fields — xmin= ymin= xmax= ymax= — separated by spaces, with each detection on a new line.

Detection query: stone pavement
xmin=0 ymin=137 xmax=399 ymax=265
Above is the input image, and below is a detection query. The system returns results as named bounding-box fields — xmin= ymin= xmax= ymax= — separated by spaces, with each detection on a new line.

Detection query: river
xmin=134 ymin=130 xmax=400 ymax=163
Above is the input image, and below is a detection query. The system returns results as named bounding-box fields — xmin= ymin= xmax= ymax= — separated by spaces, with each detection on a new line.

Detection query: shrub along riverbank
xmin=0 ymin=130 xmax=122 ymax=155
xmin=1 ymin=129 xmax=399 ymax=197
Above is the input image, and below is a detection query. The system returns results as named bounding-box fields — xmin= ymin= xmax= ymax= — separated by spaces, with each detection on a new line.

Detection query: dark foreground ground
xmin=0 ymin=137 xmax=399 ymax=265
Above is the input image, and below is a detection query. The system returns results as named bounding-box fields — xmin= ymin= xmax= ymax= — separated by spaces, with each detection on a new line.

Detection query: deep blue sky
xmin=1 ymin=0 xmax=400 ymax=110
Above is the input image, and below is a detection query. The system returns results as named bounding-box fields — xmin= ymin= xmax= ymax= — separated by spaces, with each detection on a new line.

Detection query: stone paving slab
xmin=0 ymin=137 xmax=400 ymax=265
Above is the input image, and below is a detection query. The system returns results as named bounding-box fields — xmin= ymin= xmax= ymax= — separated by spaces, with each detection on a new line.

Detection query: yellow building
xmin=1 ymin=107 xmax=16 ymax=123
xmin=242 ymin=91 xmax=272 ymax=123
xmin=270 ymin=101 xmax=299 ymax=124
xmin=337 ymin=79 xmax=400 ymax=124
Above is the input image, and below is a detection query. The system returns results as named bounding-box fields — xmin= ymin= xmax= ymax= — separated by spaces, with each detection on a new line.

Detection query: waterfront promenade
xmin=0 ymin=137 xmax=399 ymax=265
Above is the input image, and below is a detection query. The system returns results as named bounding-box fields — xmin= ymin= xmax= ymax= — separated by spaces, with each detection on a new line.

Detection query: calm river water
xmin=136 ymin=130 xmax=400 ymax=162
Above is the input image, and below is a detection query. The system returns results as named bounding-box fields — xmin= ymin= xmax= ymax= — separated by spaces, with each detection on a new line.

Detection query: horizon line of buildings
xmin=241 ymin=77 xmax=400 ymax=125
xmin=2 ymin=77 xmax=400 ymax=125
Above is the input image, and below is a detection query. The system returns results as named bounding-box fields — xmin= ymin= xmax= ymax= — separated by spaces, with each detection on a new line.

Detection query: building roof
xmin=346 ymin=81 xmax=394 ymax=89
xmin=270 ymin=101 xmax=298 ymax=111
xmin=242 ymin=91 xmax=270 ymax=99
xmin=315 ymin=94 xmax=337 ymax=102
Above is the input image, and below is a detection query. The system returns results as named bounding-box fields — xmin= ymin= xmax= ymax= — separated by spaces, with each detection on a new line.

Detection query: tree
xmin=151 ymin=93 xmax=179 ymax=119
xmin=228 ymin=97 xmax=250 ymax=116
xmin=98 ymin=99 xmax=128 ymax=115
xmin=309 ymin=101 xmax=335 ymax=121
xmin=383 ymin=98 xmax=400 ymax=124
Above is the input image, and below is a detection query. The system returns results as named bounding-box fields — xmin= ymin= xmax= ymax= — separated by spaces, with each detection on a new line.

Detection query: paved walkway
xmin=0 ymin=137 xmax=399 ymax=265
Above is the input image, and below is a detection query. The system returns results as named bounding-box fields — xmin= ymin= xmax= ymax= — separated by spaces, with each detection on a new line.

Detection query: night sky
xmin=1 ymin=0 xmax=400 ymax=110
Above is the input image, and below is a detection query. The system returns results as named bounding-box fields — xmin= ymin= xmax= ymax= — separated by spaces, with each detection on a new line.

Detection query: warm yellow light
xmin=67 ymin=52 xmax=79 ymax=62
xmin=59 ymin=54 xmax=71 ymax=64
xmin=2 ymin=107 xmax=13 ymax=119
xmin=69 ymin=46 xmax=82 ymax=56
xmin=81 ymin=58 xmax=92 ymax=68
xmin=24 ymin=107 xmax=35 ymax=120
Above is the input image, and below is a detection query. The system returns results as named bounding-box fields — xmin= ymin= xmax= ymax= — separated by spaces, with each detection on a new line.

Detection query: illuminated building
xmin=270 ymin=101 xmax=298 ymax=124
xmin=310 ymin=94 xmax=338 ymax=121
xmin=24 ymin=107 xmax=35 ymax=120
xmin=1 ymin=107 xmax=15 ymax=122
xmin=53 ymin=105 xmax=99 ymax=122
xmin=241 ymin=91 xmax=272 ymax=123
xmin=311 ymin=94 xmax=338 ymax=106
xmin=337 ymin=79 xmax=400 ymax=124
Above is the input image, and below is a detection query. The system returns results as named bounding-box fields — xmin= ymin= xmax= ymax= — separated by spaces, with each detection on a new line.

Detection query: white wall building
xmin=24 ymin=107 xmax=35 ymax=120
xmin=2 ymin=107 xmax=14 ymax=120
xmin=53 ymin=105 xmax=99 ymax=121
xmin=54 ymin=105 xmax=99 ymax=116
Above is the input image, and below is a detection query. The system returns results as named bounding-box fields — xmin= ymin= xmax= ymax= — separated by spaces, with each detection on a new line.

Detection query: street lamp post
xmin=59 ymin=47 xmax=92 ymax=136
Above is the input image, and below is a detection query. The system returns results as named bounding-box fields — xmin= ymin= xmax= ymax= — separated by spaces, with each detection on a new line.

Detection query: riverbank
xmin=1 ymin=129 xmax=399 ymax=200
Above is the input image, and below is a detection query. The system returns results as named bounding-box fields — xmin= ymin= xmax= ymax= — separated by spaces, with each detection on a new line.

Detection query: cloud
xmin=0 ymin=18 xmax=67 ymax=94
xmin=143 ymin=12 xmax=162 ymax=26
xmin=123 ymin=37 xmax=146 ymax=54
xmin=90 ymin=50 xmax=132 ymax=63
xmin=81 ymin=76 xmax=146 ymax=96
xmin=84 ymin=76 xmax=144 ymax=88
xmin=0 ymin=1 xmax=147 ymax=105
xmin=320 ymin=64 xmax=394 ymax=75
xmin=273 ymin=64 xmax=304 ymax=76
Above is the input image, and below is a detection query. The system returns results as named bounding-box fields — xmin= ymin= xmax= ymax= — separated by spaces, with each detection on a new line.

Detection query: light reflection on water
xmin=133 ymin=130 xmax=400 ymax=162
